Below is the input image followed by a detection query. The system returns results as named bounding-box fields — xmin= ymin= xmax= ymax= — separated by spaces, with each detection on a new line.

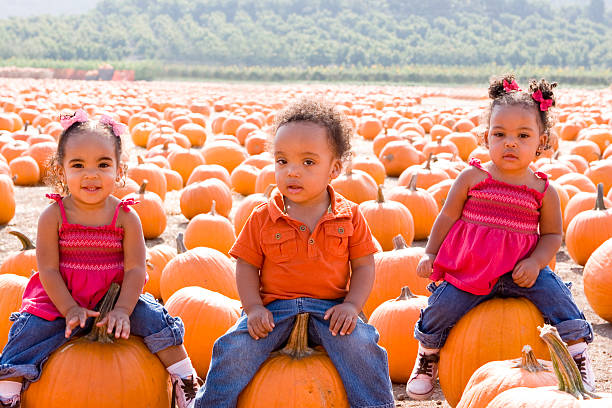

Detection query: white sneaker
xmin=405 ymin=344 xmax=440 ymax=400
xmin=170 ymin=374 xmax=203 ymax=408
xmin=572 ymin=348 xmax=595 ymax=392
xmin=0 ymin=395 xmax=20 ymax=408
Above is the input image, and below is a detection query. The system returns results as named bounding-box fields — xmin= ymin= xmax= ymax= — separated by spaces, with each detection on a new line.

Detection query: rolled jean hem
xmin=555 ymin=319 xmax=594 ymax=344
xmin=0 ymin=363 xmax=40 ymax=385
xmin=413 ymin=325 xmax=446 ymax=350
xmin=143 ymin=324 xmax=184 ymax=354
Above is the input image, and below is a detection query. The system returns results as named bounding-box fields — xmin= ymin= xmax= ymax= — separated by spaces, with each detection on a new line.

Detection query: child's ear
xmin=329 ymin=159 xmax=342 ymax=181
xmin=539 ymin=132 xmax=549 ymax=151
xmin=482 ymin=129 xmax=489 ymax=147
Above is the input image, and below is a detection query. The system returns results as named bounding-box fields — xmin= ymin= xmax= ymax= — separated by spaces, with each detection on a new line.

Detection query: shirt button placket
xmin=308 ymin=237 xmax=315 ymax=257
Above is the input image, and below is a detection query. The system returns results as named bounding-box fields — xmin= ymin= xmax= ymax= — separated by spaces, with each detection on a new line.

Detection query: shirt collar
xmin=268 ymin=185 xmax=352 ymax=222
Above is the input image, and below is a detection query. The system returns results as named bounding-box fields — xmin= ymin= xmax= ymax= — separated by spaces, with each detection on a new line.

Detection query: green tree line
xmin=0 ymin=0 xmax=610 ymax=77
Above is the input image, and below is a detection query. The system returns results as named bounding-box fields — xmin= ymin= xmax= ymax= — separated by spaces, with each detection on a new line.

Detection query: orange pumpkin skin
xmin=486 ymin=386 xmax=612 ymax=407
xmin=0 ymin=274 xmax=28 ymax=349
xmin=165 ymin=286 xmax=241 ymax=377
xmin=368 ymin=287 xmax=428 ymax=383
xmin=145 ymin=244 xmax=177 ymax=300
xmin=438 ymin=297 xmax=549 ymax=407
xmin=0 ymin=174 xmax=15 ymax=224
xmin=330 ymin=167 xmax=378 ymax=204
xmin=456 ymin=346 xmax=557 ymax=408
xmin=160 ymin=245 xmax=238 ymax=302
xmin=583 ymin=237 xmax=612 ymax=323
xmin=0 ymin=230 xmax=37 ymax=277
xmin=184 ymin=208 xmax=236 ymax=256
xmin=22 ymin=336 xmax=171 ymax=408
xmin=124 ymin=182 xmax=167 ymax=239
xmin=387 ymin=176 xmax=439 ymax=240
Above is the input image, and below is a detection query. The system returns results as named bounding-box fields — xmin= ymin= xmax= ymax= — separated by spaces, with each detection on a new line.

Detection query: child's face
xmin=274 ymin=122 xmax=342 ymax=206
xmin=60 ymin=131 xmax=121 ymax=205
xmin=486 ymin=105 xmax=547 ymax=172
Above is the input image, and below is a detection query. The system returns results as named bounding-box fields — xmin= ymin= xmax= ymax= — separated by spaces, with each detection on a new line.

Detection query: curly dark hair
xmin=273 ymin=97 xmax=353 ymax=161
xmin=481 ymin=73 xmax=558 ymax=152
xmin=46 ymin=116 xmax=124 ymax=195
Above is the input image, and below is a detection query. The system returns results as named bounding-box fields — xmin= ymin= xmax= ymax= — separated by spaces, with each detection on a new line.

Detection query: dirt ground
xmin=1 ymin=93 xmax=610 ymax=407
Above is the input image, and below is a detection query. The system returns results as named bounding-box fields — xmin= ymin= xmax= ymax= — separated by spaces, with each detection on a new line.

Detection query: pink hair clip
xmin=532 ymin=90 xmax=553 ymax=111
xmin=503 ymin=79 xmax=521 ymax=93
xmin=59 ymin=109 xmax=88 ymax=129
xmin=99 ymin=115 xmax=127 ymax=137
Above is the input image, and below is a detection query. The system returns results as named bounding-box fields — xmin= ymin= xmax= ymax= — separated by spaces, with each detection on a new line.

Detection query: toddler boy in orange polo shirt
xmin=194 ymin=98 xmax=394 ymax=408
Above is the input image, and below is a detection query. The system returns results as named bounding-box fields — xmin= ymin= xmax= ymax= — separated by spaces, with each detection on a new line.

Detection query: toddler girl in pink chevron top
xmin=0 ymin=110 xmax=199 ymax=408
xmin=406 ymin=74 xmax=595 ymax=400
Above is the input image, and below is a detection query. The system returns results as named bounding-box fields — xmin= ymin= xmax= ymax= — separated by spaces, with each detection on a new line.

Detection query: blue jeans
xmin=195 ymin=297 xmax=394 ymax=408
xmin=414 ymin=267 xmax=594 ymax=349
xmin=0 ymin=293 xmax=184 ymax=388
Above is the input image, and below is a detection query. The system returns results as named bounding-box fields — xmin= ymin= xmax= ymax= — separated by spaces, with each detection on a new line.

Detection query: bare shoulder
xmin=455 ymin=165 xmax=487 ymax=190
xmin=38 ymin=201 xmax=62 ymax=228
xmin=116 ymin=204 xmax=142 ymax=230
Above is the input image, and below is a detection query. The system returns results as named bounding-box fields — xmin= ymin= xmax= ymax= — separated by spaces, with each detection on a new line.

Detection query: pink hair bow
xmin=532 ymin=90 xmax=553 ymax=111
xmin=60 ymin=109 xmax=88 ymax=129
xmin=503 ymin=79 xmax=521 ymax=92
xmin=100 ymin=115 xmax=127 ymax=137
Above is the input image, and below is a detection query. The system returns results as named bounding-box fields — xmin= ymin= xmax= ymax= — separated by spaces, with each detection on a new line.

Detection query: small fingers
xmin=329 ymin=313 xmax=343 ymax=336
xmin=247 ymin=322 xmax=259 ymax=340
xmin=339 ymin=316 xmax=355 ymax=336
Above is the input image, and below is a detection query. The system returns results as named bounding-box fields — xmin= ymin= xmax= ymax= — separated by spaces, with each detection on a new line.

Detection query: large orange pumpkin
xmin=0 ymin=230 xmax=37 ymax=277
xmin=123 ymin=181 xmax=166 ymax=239
xmin=0 ymin=274 xmax=28 ymax=349
xmin=330 ymin=162 xmax=378 ymax=204
xmin=438 ymin=297 xmax=549 ymax=407
xmin=144 ymin=243 xmax=177 ymax=300
xmin=180 ymin=178 xmax=233 ymax=220
xmin=183 ymin=201 xmax=236 ymax=255
xmin=387 ymin=174 xmax=439 ymax=240
xmin=583 ymin=237 xmax=612 ymax=323
xmin=0 ymin=174 xmax=15 ymax=224
xmin=165 ymin=286 xmax=241 ymax=377
xmin=237 ymin=313 xmax=349 ymax=408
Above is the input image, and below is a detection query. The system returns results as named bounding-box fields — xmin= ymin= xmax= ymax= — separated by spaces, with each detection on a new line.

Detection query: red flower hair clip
xmin=503 ymin=79 xmax=521 ymax=93
xmin=532 ymin=90 xmax=553 ymax=111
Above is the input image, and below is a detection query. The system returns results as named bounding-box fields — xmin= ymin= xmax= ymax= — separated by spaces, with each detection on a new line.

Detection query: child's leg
xmin=194 ymin=299 xmax=299 ymax=408
xmin=409 ymin=281 xmax=495 ymax=400
xmin=0 ymin=312 xmax=76 ymax=403
xmin=305 ymin=298 xmax=394 ymax=408
xmin=500 ymin=267 xmax=595 ymax=390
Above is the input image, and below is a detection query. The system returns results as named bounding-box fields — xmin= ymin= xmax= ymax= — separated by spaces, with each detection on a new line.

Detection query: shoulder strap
xmin=468 ymin=157 xmax=492 ymax=178
xmin=46 ymin=193 xmax=68 ymax=224
xmin=534 ymin=171 xmax=550 ymax=194
xmin=111 ymin=198 xmax=139 ymax=227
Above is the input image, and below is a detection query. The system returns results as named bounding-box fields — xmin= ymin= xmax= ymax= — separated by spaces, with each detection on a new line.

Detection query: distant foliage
xmin=0 ymin=0 xmax=610 ymax=69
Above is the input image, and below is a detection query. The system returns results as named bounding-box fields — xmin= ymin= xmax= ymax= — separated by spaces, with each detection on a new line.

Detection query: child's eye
xmin=99 ymin=163 xmax=110 ymax=168
xmin=303 ymin=159 xmax=315 ymax=166
xmin=276 ymin=158 xmax=287 ymax=165
xmin=72 ymin=163 xmax=83 ymax=168
xmin=493 ymin=132 xmax=504 ymax=138
xmin=519 ymin=133 xmax=530 ymax=138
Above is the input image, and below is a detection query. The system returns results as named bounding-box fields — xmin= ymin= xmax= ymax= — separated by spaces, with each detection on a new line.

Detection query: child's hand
xmin=512 ymin=258 xmax=540 ymax=288
xmin=416 ymin=253 xmax=436 ymax=278
xmin=324 ymin=302 xmax=359 ymax=336
xmin=65 ymin=305 xmax=100 ymax=338
xmin=96 ymin=307 xmax=131 ymax=339
xmin=246 ymin=305 xmax=275 ymax=340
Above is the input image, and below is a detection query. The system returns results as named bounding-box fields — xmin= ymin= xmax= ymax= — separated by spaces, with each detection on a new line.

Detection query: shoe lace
xmin=415 ymin=353 xmax=439 ymax=377
xmin=171 ymin=376 xmax=203 ymax=408
xmin=573 ymin=354 xmax=587 ymax=379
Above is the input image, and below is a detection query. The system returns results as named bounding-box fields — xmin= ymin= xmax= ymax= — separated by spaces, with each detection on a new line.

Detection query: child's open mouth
xmin=287 ymin=185 xmax=303 ymax=194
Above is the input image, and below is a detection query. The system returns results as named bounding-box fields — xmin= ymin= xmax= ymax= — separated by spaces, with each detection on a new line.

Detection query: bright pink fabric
xmin=20 ymin=194 xmax=136 ymax=321
xmin=430 ymin=158 xmax=549 ymax=295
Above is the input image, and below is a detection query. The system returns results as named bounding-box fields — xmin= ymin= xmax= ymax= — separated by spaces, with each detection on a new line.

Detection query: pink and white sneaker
xmin=572 ymin=348 xmax=596 ymax=392
xmin=171 ymin=374 xmax=203 ymax=408
xmin=405 ymin=344 xmax=440 ymax=400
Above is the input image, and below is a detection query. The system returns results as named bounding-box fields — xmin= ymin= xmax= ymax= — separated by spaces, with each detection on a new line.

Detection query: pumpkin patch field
xmin=1 ymin=78 xmax=611 ymax=407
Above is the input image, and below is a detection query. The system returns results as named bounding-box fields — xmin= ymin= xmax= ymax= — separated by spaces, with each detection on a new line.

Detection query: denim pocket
xmin=8 ymin=312 xmax=31 ymax=339
xmin=427 ymin=281 xmax=449 ymax=305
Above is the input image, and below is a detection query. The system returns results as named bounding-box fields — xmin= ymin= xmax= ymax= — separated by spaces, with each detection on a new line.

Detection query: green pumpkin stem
xmin=538 ymin=324 xmax=600 ymax=399
xmin=514 ymin=345 xmax=549 ymax=373
xmin=396 ymin=286 xmax=417 ymax=301
xmin=594 ymin=183 xmax=606 ymax=211
xmin=85 ymin=282 xmax=120 ymax=343
xmin=278 ymin=313 xmax=318 ymax=360
xmin=8 ymin=230 xmax=36 ymax=251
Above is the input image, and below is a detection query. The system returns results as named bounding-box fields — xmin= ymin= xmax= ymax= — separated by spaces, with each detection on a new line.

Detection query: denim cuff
xmin=413 ymin=321 xmax=446 ymax=349
xmin=0 ymin=363 xmax=39 ymax=385
xmin=555 ymin=318 xmax=594 ymax=344
xmin=143 ymin=315 xmax=185 ymax=354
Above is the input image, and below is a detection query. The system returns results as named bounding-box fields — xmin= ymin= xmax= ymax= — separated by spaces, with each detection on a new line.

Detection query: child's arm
xmin=36 ymin=206 xmax=100 ymax=337
xmin=417 ymin=169 xmax=474 ymax=278
xmin=512 ymin=185 xmax=563 ymax=288
xmin=325 ymin=253 xmax=375 ymax=336
xmin=96 ymin=209 xmax=147 ymax=339
xmin=236 ymin=258 xmax=274 ymax=340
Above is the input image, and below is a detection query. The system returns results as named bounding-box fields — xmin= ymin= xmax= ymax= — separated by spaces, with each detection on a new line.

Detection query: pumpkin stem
xmin=424 ymin=153 xmax=433 ymax=170
xmin=176 ymin=232 xmax=187 ymax=254
xmin=594 ymin=183 xmax=606 ymax=211
xmin=210 ymin=200 xmax=217 ymax=216
xmin=8 ymin=230 xmax=35 ymax=251
xmin=408 ymin=173 xmax=418 ymax=191
xmin=263 ymin=184 xmax=275 ymax=197
xmin=538 ymin=324 xmax=601 ymax=399
xmin=137 ymin=156 xmax=144 ymax=165
xmin=138 ymin=179 xmax=148 ymax=194
xmin=278 ymin=313 xmax=319 ymax=360
xmin=513 ymin=345 xmax=550 ymax=373
xmin=376 ymin=185 xmax=385 ymax=203
xmin=85 ymin=282 xmax=120 ymax=343
xmin=396 ymin=286 xmax=417 ymax=301
xmin=392 ymin=234 xmax=407 ymax=250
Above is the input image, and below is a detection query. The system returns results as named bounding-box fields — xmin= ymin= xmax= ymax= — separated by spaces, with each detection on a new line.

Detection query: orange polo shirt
xmin=229 ymin=186 xmax=378 ymax=305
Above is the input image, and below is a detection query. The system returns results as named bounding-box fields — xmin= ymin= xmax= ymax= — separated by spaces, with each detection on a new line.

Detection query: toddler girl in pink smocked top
xmin=405 ymin=75 xmax=595 ymax=400
xmin=0 ymin=110 xmax=199 ymax=408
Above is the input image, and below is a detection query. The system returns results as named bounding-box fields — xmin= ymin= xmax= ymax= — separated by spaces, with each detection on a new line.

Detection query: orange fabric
xmin=230 ymin=186 xmax=377 ymax=305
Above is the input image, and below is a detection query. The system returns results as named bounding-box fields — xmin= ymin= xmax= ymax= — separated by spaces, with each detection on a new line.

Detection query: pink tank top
xmin=20 ymin=194 xmax=138 ymax=321
xmin=430 ymin=158 xmax=549 ymax=295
